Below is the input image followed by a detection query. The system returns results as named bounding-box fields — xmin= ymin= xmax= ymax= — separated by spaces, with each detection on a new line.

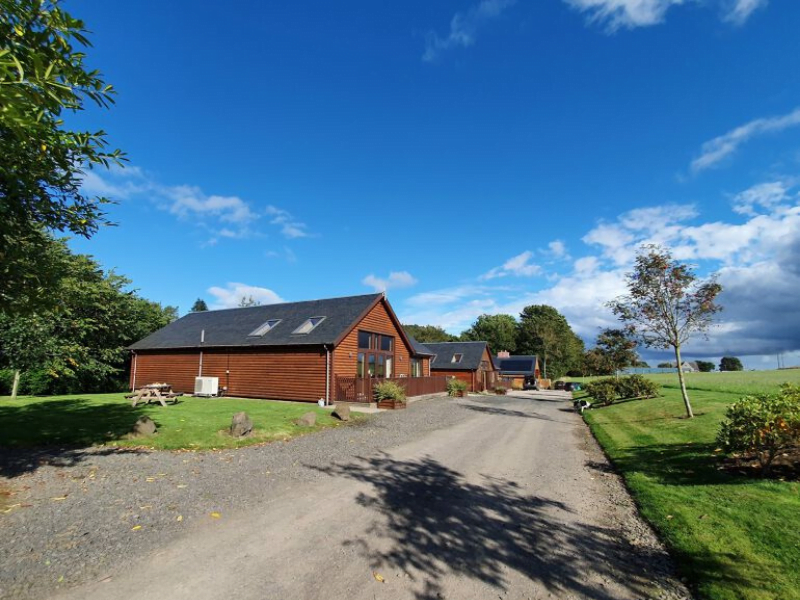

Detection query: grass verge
xmin=0 ymin=393 xmax=365 ymax=450
xmin=582 ymin=385 xmax=800 ymax=600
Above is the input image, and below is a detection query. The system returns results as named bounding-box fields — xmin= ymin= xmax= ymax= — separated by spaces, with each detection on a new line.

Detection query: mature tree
xmin=634 ymin=360 xmax=650 ymax=368
xmin=595 ymin=327 xmax=639 ymax=375
xmin=401 ymin=324 xmax=459 ymax=343
xmin=657 ymin=362 xmax=674 ymax=368
xmin=696 ymin=360 xmax=715 ymax=372
xmin=720 ymin=356 xmax=744 ymax=372
xmin=517 ymin=305 xmax=584 ymax=380
xmin=582 ymin=347 xmax=611 ymax=376
xmin=0 ymin=238 xmax=176 ymax=396
xmin=609 ymin=245 xmax=722 ymax=418
xmin=461 ymin=314 xmax=517 ymax=353
xmin=238 ymin=295 xmax=261 ymax=308
xmin=191 ymin=298 xmax=209 ymax=312
xmin=1 ymin=0 xmax=124 ymax=313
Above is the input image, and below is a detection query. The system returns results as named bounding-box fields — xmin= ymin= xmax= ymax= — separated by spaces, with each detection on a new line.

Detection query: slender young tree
xmin=608 ymin=245 xmax=722 ymax=418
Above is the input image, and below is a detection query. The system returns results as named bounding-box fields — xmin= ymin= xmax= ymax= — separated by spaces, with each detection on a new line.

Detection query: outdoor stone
xmin=295 ymin=412 xmax=317 ymax=427
xmin=230 ymin=411 xmax=253 ymax=437
xmin=332 ymin=404 xmax=351 ymax=421
xmin=132 ymin=415 xmax=157 ymax=436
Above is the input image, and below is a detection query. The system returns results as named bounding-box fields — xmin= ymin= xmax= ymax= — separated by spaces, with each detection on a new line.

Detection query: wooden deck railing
xmin=335 ymin=376 xmax=450 ymax=403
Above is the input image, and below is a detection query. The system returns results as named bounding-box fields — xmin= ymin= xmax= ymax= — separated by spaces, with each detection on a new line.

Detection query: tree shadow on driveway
xmin=313 ymin=453 xmax=676 ymax=600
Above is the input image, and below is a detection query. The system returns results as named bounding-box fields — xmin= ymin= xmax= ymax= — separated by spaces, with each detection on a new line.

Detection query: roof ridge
xmin=202 ymin=292 xmax=383 ymax=313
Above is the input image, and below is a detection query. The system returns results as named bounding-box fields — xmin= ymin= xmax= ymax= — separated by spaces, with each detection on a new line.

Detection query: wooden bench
xmin=127 ymin=387 xmax=183 ymax=407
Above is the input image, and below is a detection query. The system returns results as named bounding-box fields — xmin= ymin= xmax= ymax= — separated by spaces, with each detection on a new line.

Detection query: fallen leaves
xmin=50 ymin=496 xmax=68 ymax=501
xmin=176 ymin=515 xmax=183 ymax=522
xmin=210 ymin=512 xmax=221 ymax=519
xmin=373 ymin=571 xmax=385 ymax=583
xmin=131 ymin=525 xmax=142 ymax=531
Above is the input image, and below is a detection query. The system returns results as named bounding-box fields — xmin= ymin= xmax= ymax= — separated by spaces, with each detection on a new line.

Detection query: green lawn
xmin=582 ymin=371 xmax=800 ymax=600
xmin=0 ymin=393 xmax=365 ymax=450
xmin=639 ymin=369 xmax=800 ymax=395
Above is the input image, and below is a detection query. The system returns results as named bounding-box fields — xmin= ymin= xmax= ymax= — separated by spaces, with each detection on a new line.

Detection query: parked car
xmin=522 ymin=376 xmax=539 ymax=390
xmin=564 ymin=382 xmax=581 ymax=392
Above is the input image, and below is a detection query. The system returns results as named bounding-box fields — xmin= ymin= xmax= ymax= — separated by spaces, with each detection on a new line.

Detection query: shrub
xmin=373 ymin=380 xmax=406 ymax=403
xmin=494 ymin=386 xmax=507 ymax=395
xmin=584 ymin=378 xmax=618 ymax=405
xmin=616 ymin=374 xmax=660 ymax=399
xmin=717 ymin=384 xmax=800 ymax=475
xmin=447 ymin=379 xmax=469 ymax=397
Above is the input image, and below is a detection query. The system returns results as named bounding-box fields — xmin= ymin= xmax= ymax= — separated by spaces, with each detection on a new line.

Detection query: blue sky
xmin=70 ymin=0 xmax=800 ymax=369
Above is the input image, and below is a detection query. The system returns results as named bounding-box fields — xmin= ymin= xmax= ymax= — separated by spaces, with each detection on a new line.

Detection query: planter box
xmin=377 ymin=400 xmax=407 ymax=410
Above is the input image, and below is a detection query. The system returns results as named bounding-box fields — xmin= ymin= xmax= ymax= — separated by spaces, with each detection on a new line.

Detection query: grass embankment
xmin=0 ymin=393 xmax=363 ymax=450
xmin=582 ymin=372 xmax=800 ymax=600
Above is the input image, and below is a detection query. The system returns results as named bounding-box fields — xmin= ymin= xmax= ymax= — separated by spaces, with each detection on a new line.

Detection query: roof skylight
xmin=293 ymin=316 xmax=326 ymax=334
xmin=248 ymin=319 xmax=281 ymax=337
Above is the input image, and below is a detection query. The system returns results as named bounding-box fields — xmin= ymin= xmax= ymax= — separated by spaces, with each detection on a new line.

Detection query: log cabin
xmin=422 ymin=341 xmax=498 ymax=392
xmin=129 ymin=293 xmax=438 ymax=403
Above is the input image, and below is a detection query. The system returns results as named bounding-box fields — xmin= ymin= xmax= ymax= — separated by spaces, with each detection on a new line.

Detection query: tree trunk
xmin=11 ymin=370 xmax=21 ymax=400
xmin=673 ymin=345 xmax=694 ymax=418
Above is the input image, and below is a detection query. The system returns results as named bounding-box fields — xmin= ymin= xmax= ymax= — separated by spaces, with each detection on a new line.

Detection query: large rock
xmin=230 ymin=411 xmax=253 ymax=437
xmin=294 ymin=412 xmax=317 ymax=427
xmin=332 ymin=404 xmax=351 ymax=421
xmin=132 ymin=415 xmax=157 ymax=436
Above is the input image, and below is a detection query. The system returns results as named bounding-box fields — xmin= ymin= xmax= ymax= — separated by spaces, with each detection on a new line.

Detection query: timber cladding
xmin=334 ymin=300 xmax=412 ymax=378
xmin=132 ymin=347 xmax=327 ymax=402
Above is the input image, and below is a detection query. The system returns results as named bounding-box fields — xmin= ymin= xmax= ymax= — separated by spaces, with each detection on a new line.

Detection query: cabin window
xmin=293 ymin=316 xmax=326 ymax=334
xmin=452 ymin=353 xmax=463 ymax=364
xmin=357 ymin=353 xmax=365 ymax=377
xmin=247 ymin=319 xmax=281 ymax=337
xmin=358 ymin=331 xmax=371 ymax=349
xmin=411 ymin=358 xmax=422 ymax=377
xmin=356 ymin=330 xmax=395 ymax=378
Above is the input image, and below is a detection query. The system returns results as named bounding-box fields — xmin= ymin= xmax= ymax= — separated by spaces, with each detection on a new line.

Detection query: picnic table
xmin=126 ymin=383 xmax=183 ymax=407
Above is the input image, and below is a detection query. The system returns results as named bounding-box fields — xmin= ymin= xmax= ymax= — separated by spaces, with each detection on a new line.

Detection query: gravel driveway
xmin=0 ymin=392 xmax=691 ymax=600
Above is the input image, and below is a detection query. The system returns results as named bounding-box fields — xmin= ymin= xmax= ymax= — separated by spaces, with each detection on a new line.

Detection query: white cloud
xmin=563 ymin=0 xmax=685 ymax=31
xmin=165 ymin=185 xmax=257 ymax=224
xmin=399 ymin=184 xmax=800 ymax=362
xmin=79 ymin=166 xmax=146 ymax=199
xmin=265 ymin=205 xmax=310 ymax=239
xmin=691 ymin=107 xmax=800 ymax=172
xmin=723 ymin=0 xmax=768 ymax=25
xmin=423 ymin=0 xmax=516 ymax=62
xmin=482 ymin=250 xmax=542 ymax=279
xmin=362 ymin=271 xmax=418 ymax=292
xmin=731 ymin=180 xmax=792 ymax=216
xmin=207 ymin=283 xmax=284 ymax=309
xmin=79 ymin=167 xmax=313 ymax=244
xmin=548 ymin=240 xmax=568 ymax=258
xmin=564 ymin=0 xmax=768 ymax=31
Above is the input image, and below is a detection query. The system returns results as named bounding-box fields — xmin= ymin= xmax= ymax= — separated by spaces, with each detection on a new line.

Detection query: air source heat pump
xmin=194 ymin=376 xmax=219 ymax=397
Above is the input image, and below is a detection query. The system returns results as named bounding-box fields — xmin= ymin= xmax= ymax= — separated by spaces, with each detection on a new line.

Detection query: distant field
xmin=575 ymin=369 xmax=800 ymax=395
xmin=645 ymin=369 xmax=800 ymax=395
xmin=581 ymin=370 xmax=800 ymax=600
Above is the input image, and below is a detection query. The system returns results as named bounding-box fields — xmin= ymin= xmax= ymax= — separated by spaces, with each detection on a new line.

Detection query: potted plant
xmin=447 ymin=379 xmax=469 ymax=398
xmin=374 ymin=380 xmax=407 ymax=410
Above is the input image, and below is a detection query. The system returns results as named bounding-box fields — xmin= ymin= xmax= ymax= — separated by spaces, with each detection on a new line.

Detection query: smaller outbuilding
xmin=494 ymin=352 xmax=540 ymax=390
xmin=422 ymin=341 xmax=497 ymax=392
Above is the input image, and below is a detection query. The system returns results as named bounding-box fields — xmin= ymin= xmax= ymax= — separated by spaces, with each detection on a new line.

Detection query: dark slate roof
xmin=407 ymin=336 xmax=436 ymax=357
xmin=494 ymin=355 xmax=538 ymax=376
xmin=425 ymin=342 xmax=492 ymax=371
xmin=130 ymin=293 xmax=383 ymax=350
